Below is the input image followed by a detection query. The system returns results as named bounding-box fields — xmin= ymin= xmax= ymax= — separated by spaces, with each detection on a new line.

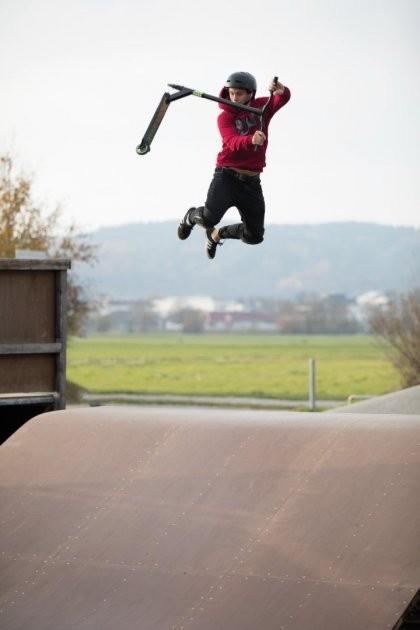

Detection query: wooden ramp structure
xmin=0 ymin=258 xmax=71 ymax=443
xmin=1 ymin=405 xmax=419 ymax=629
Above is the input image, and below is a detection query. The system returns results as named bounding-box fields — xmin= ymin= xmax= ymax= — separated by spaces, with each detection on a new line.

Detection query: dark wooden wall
xmin=0 ymin=259 xmax=71 ymax=441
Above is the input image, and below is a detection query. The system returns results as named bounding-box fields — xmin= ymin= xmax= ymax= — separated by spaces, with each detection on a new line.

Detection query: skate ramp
xmin=1 ymin=406 xmax=419 ymax=630
xmin=328 ymin=384 xmax=420 ymax=415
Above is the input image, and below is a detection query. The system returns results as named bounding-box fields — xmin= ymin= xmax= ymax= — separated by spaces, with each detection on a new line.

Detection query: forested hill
xmin=77 ymin=221 xmax=420 ymax=299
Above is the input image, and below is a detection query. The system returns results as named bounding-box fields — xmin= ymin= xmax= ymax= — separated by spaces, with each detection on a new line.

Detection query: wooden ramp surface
xmin=1 ymin=406 xmax=419 ymax=629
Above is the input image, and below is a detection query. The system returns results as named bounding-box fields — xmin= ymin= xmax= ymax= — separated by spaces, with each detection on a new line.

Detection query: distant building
xmin=351 ymin=290 xmax=390 ymax=329
xmin=206 ymin=311 xmax=278 ymax=332
xmin=356 ymin=290 xmax=389 ymax=308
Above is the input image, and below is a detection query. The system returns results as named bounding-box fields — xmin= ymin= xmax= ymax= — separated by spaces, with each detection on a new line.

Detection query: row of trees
xmin=0 ymin=152 xmax=419 ymax=388
xmin=89 ymin=297 xmax=361 ymax=335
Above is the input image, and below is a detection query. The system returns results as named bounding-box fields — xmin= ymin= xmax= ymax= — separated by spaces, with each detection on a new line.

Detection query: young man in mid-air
xmin=177 ymin=71 xmax=291 ymax=259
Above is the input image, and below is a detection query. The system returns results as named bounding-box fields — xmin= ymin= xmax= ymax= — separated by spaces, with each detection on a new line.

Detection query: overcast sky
xmin=1 ymin=0 xmax=419 ymax=231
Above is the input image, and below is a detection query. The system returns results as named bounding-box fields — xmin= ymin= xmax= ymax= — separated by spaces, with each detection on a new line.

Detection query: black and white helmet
xmin=225 ymin=71 xmax=257 ymax=93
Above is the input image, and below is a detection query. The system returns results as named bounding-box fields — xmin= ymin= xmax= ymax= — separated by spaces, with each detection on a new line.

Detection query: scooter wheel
xmin=136 ymin=142 xmax=150 ymax=155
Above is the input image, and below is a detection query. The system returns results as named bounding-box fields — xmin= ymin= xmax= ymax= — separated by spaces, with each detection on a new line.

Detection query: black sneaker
xmin=177 ymin=208 xmax=195 ymax=240
xmin=206 ymin=229 xmax=222 ymax=260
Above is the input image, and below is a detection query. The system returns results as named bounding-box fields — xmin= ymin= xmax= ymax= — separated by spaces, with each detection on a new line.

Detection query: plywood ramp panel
xmin=0 ymin=406 xmax=419 ymax=629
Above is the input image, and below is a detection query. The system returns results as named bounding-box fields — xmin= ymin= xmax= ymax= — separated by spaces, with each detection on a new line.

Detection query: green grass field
xmin=67 ymin=334 xmax=400 ymax=401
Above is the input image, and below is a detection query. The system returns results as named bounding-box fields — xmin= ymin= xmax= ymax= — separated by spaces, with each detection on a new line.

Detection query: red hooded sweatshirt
xmin=216 ymin=85 xmax=291 ymax=173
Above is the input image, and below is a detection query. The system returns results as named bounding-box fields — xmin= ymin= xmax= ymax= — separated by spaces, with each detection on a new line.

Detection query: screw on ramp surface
xmin=1 ymin=406 xmax=419 ymax=629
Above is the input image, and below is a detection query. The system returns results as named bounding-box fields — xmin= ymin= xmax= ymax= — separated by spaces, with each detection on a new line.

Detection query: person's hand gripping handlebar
xmin=253 ymin=76 xmax=278 ymax=151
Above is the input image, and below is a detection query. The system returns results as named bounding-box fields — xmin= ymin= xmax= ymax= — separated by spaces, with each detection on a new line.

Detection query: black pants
xmin=189 ymin=167 xmax=265 ymax=244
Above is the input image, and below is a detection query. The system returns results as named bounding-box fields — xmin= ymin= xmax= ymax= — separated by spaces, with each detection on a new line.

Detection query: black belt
xmin=215 ymin=167 xmax=260 ymax=182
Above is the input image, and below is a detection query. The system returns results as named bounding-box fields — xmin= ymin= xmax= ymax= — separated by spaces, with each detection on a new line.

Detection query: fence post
xmin=308 ymin=358 xmax=316 ymax=411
